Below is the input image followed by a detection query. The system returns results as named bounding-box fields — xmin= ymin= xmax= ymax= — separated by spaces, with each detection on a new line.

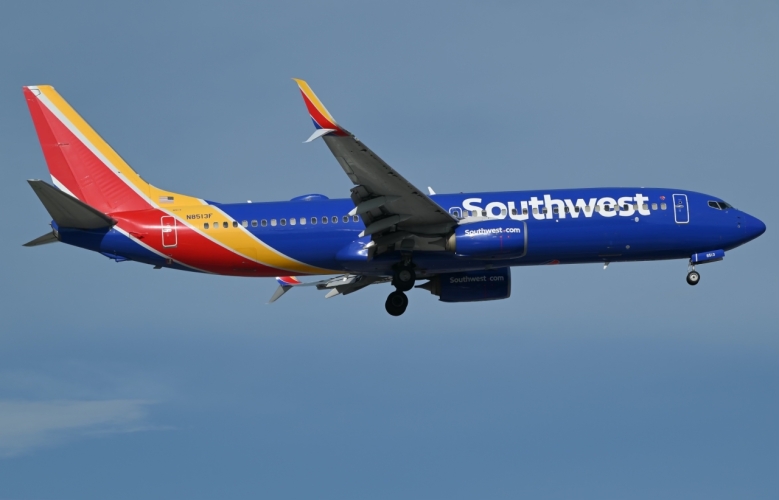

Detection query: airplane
xmin=22 ymin=80 xmax=766 ymax=316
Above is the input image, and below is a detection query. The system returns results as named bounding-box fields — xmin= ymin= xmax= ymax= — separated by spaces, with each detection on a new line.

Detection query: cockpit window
xmin=709 ymin=200 xmax=734 ymax=210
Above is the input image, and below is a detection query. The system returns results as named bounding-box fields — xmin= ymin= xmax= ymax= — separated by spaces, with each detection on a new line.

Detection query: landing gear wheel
xmin=385 ymin=290 xmax=409 ymax=316
xmin=686 ymin=270 xmax=700 ymax=286
xmin=392 ymin=266 xmax=416 ymax=292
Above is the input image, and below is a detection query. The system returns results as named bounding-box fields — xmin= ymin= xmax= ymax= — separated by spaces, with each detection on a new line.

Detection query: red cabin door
xmin=161 ymin=216 xmax=177 ymax=247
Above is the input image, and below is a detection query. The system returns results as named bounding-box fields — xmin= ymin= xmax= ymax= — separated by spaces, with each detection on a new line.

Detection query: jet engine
xmin=418 ymin=268 xmax=511 ymax=302
xmin=446 ymin=220 xmax=526 ymax=259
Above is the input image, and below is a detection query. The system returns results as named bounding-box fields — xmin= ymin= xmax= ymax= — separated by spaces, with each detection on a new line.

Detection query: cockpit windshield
xmin=708 ymin=200 xmax=733 ymax=210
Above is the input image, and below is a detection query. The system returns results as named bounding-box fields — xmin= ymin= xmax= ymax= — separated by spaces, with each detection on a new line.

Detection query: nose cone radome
xmin=745 ymin=213 xmax=766 ymax=242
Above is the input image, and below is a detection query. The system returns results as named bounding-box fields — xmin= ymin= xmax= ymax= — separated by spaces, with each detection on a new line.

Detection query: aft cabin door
xmin=672 ymin=194 xmax=689 ymax=224
xmin=161 ymin=216 xmax=177 ymax=247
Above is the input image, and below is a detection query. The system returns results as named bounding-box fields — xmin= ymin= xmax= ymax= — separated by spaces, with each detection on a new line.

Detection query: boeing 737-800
xmin=22 ymin=80 xmax=766 ymax=315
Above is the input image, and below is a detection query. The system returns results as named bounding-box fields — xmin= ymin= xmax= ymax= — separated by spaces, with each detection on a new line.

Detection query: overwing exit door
xmin=672 ymin=194 xmax=689 ymax=224
xmin=161 ymin=216 xmax=178 ymax=247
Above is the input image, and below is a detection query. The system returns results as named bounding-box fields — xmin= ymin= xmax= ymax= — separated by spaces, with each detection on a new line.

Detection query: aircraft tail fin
xmin=23 ymin=86 xmax=203 ymax=214
xmin=28 ymin=179 xmax=115 ymax=230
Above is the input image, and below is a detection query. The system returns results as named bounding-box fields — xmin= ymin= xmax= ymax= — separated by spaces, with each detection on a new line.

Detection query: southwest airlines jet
xmin=22 ymin=81 xmax=766 ymax=316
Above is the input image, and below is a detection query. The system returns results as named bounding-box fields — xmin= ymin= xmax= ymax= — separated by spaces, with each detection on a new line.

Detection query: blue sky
xmin=0 ymin=1 xmax=777 ymax=498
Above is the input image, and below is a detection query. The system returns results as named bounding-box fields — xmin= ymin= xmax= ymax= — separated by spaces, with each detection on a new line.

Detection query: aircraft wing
xmin=293 ymin=79 xmax=457 ymax=240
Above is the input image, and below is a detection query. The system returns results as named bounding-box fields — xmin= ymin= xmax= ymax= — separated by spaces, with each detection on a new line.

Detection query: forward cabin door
xmin=672 ymin=194 xmax=689 ymax=224
xmin=161 ymin=216 xmax=178 ymax=247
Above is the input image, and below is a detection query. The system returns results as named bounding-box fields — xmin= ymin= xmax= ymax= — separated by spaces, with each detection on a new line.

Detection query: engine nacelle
xmin=446 ymin=220 xmax=526 ymax=259
xmin=419 ymin=268 xmax=511 ymax=302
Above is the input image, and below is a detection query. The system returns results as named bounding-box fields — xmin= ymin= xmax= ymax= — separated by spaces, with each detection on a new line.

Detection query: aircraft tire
xmin=385 ymin=290 xmax=409 ymax=316
xmin=686 ymin=270 xmax=700 ymax=286
xmin=393 ymin=267 xmax=416 ymax=292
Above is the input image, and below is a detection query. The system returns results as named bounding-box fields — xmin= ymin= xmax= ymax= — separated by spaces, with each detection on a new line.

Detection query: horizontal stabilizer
xmin=28 ymin=180 xmax=115 ymax=229
xmin=23 ymin=230 xmax=59 ymax=247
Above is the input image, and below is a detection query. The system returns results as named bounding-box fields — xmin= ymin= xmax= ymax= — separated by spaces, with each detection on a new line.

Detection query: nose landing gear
xmin=686 ymin=261 xmax=700 ymax=286
xmin=385 ymin=262 xmax=416 ymax=316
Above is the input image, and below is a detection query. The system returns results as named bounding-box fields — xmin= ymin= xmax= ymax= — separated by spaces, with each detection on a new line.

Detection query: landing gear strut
xmin=386 ymin=261 xmax=415 ymax=315
xmin=385 ymin=290 xmax=408 ymax=316
xmin=686 ymin=261 xmax=700 ymax=286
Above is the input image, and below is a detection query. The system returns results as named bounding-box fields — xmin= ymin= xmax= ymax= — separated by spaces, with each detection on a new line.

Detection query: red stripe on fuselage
xmin=111 ymin=210 xmax=286 ymax=277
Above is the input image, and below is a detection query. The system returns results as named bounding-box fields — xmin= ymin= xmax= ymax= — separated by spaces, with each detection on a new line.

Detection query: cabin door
xmin=161 ymin=216 xmax=178 ymax=247
xmin=672 ymin=194 xmax=689 ymax=224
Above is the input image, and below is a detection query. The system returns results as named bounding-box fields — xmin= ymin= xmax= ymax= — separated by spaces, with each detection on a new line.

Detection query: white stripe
xmin=50 ymin=175 xmax=78 ymax=198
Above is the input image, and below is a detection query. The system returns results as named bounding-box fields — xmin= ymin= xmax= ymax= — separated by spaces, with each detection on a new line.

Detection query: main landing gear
xmin=385 ymin=262 xmax=416 ymax=316
xmin=686 ymin=261 xmax=700 ymax=286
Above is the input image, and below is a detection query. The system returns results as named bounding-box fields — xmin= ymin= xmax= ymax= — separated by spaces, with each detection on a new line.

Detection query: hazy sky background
xmin=0 ymin=1 xmax=777 ymax=499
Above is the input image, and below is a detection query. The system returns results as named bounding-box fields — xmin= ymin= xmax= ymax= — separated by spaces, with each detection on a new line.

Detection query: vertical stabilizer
xmin=23 ymin=86 xmax=203 ymax=213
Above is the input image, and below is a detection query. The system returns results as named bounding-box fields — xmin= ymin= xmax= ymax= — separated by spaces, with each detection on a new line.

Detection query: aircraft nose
xmin=744 ymin=212 xmax=766 ymax=241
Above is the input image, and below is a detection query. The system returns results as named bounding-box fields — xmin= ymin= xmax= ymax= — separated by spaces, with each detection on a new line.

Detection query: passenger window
xmin=242 ymin=220 xmax=248 ymax=227
xmin=300 ymin=217 xmax=306 ymax=225
xmin=280 ymin=218 xmax=287 ymax=226
xmin=213 ymin=223 xmax=218 ymax=229
xmin=322 ymin=216 xmax=328 ymax=224
xmin=332 ymin=216 xmax=338 ymax=223
xmin=260 ymin=220 xmax=266 ymax=227
xmin=642 ymin=204 xmax=648 ymax=211
xmin=651 ymin=203 xmax=657 ymax=210
xmin=584 ymin=206 xmax=590 ymax=212
xmin=574 ymin=207 xmax=580 ymax=213
xmin=222 ymin=222 xmax=228 ymax=228
xmin=511 ymin=208 xmax=517 ymax=216
xmin=343 ymin=215 xmax=349 ymax=223
xmin=660 ymin=203 xmax=667 ymax=210
xmin=311 ymin=217 xmax=317 ymax=225
xmin=542 ymin=208 xmax=548 ymax=214
xmin=553 ymin=208 xmax=559 ymax=214
xmin=523 ymin=208 xmax=528 ymax=215
xmin=271 ymin=219 xmax=277 ymax=226
xmin=482 ymin=210 xmax=488 ymax=217
xmin=564 ymin=207 xmax=569 ymax=213
xmin=252 ymin=220 xmax=258 ymax=227
xmin=532 ymin=208 xmax=538 ymax=215
xmin=595 ymin=205 xmax=601 ymax=212
xmin=204 ymin=222 xmax=209 ymax=229
xmin=232 ymin=221 xmax=238 ymax=228
xmin=352 ymin=215 xmax=359 ymax=222
xmin=501 ymin=209 xmax=507 ymax=216
xmin=290 ymin=218 xmax=296 ymax=225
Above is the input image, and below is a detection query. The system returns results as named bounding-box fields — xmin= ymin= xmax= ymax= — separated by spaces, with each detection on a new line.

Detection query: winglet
xmin=268 ymin=276 xmax=304 ymax=304
xmin=292 ymin=79 xmax=347 ymax=138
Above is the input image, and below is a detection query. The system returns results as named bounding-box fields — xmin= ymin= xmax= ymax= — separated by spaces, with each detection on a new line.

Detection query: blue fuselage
xmin=57 ymin=187 xmax=766 ymax=277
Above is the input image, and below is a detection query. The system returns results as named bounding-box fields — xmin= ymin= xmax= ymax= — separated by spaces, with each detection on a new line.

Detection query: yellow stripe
xmin=292 ymin=78 xmax=337 ymax=125
xmin=172 ymin=206 xmax=337 ymax=275
xmin=36 ymin=86 xmax=205 ymax=208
